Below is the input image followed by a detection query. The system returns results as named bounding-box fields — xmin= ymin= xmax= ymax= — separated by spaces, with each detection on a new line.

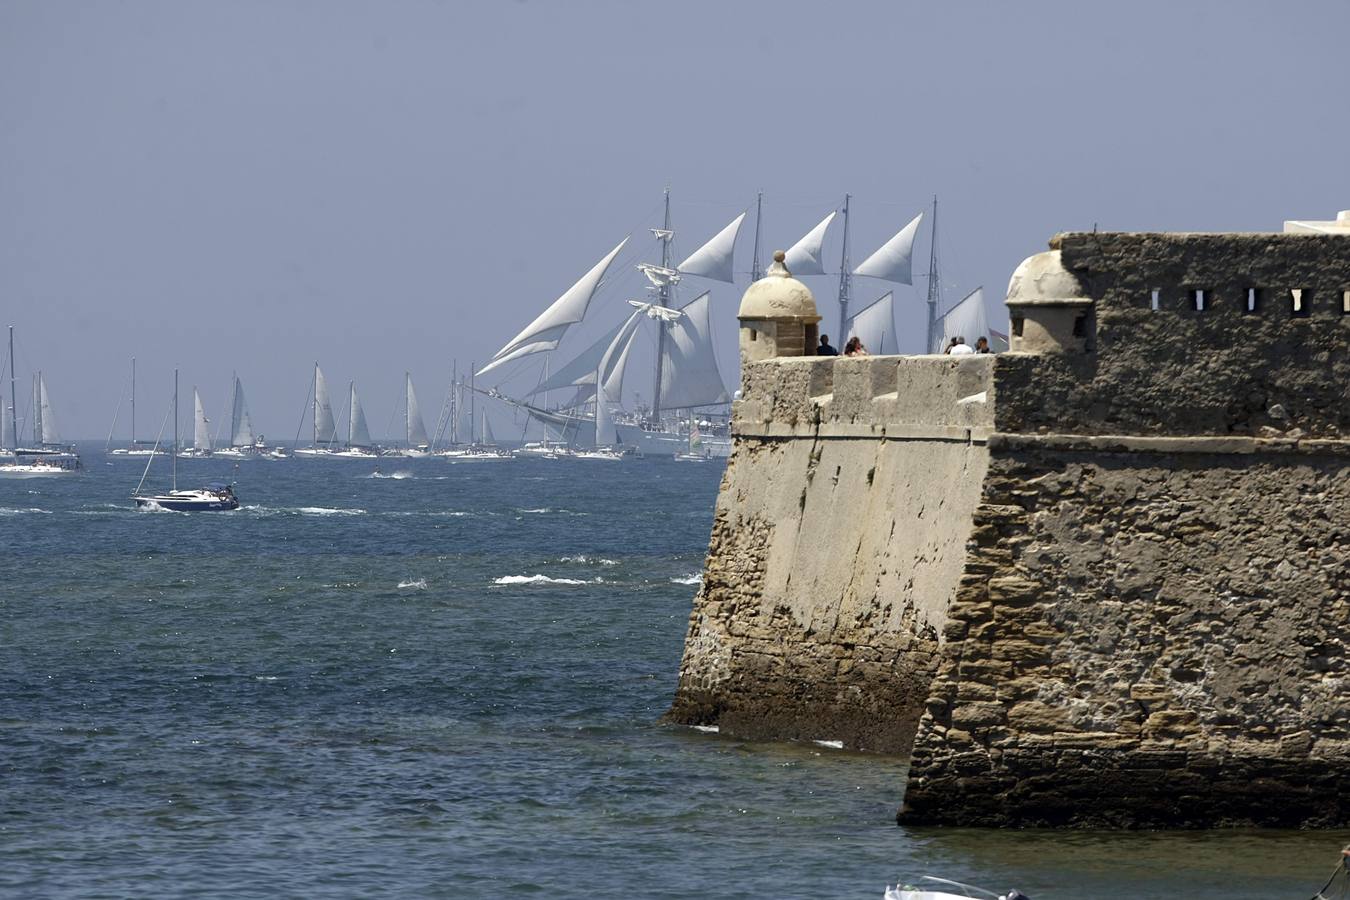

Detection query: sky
xmin=2 ymin=0 xmax=1347 ymax=439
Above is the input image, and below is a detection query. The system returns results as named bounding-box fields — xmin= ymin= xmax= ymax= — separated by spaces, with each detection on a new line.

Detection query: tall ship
xmin=470 ymin=191 xmax=990 ymax=457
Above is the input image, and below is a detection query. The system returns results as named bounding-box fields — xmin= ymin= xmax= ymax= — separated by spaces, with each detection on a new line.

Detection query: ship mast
xmin=650 ymin=187 xmax=673 ymax=421
xmin=750 ymin=190 xmax=764 ymax=282
xmin=131 ymin=357 xmax=136 ymax=448
xmin=172 ymin=368 xmax=178 ymax=491
xmin=925 ymin=195 xmax=941 ymax=353
xmin=837 ymin=193 xmax=852 ymax=342
xmin=7 ymin=326 xmax=15 ymax=452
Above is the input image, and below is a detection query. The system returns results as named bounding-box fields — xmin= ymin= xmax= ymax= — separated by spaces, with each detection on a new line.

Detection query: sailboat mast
xmin=172 ymin=368 xmax=178 ymax=491
xmin=925 ymin=195 xmax=941 ymax=353
xmin=750 ymin=190 xmax=764 ymax=282
xmin=312 ymin=362 xmax=319 ymax=446
xmin=347 ymin=382 xmax=355 ymax=447
xmin=131 ymin=357 xmax=136 ymax=447
xmin=405 ymin=372 xmax=412 ymax=447
xmin=651 ymin=187 xmax=673 ymax=421
xmin=837 ymin=193 xmax=852 ymax=342
xmin=33 ymin=372 xmax=41 ymax=447
xmin=451 ymin=361 xmax=458 ymax=445
xmin=6 ymin=326 xmax=15 ymax=452
xmin=469 ymin=364 xmax=476 ymax=444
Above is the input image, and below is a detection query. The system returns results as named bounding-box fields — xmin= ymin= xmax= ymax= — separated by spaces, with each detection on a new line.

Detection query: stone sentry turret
xmin=670 ymin=216 xmax=1350 ymax=828
xmin=737 ymin=250 xmax=821 ymax=365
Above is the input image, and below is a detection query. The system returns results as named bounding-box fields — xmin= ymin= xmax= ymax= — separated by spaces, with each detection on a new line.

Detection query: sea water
xmin=0 ymin=447 xmax=1339 ymax=898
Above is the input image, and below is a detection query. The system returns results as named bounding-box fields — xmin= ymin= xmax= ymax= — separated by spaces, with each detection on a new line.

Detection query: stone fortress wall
xmin=669 ymin=228 xmax=1350 ymax=827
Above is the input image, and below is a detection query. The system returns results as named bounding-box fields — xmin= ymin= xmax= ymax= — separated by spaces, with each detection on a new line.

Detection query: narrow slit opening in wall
xmin=1343 ymin=290 xmax=1350 ymax=315
xmin=749 ymin=329 xmax=757 ymax=341
xmin=1072 ymin=315 xmax=1086 ymax=337
xmin=1291 ymin=289 xmax=1311 ymax=318
xmin=1246 ymin=288 xmax=1262 ymax=314
xmin=1150 ymin=289 xmax=1160 ymax=311
xmin=1011 ymin=316 xmax=1024 ymax=337
xmin=1190 ymin=289 xmax=1206 ymax=311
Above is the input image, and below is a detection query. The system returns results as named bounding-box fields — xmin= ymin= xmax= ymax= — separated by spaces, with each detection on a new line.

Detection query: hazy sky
xmin=2 ymin=0 xmax=1347 ymax=439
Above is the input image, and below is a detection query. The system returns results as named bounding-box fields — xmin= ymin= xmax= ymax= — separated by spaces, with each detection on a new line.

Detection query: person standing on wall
xmin=817 ymin=335 xmax=838 ymax=356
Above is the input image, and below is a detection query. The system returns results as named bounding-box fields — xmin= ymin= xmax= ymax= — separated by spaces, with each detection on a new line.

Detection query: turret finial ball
xmin=773 ymin=250 xmax=786 ymax=263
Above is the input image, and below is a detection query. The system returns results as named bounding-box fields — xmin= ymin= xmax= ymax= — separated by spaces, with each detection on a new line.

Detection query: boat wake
xmin=368 ymin=471 xmax=414 ymax=480
xmin=397 ymin=578 xmax=428 ymax=590
xmin=493 ymin=574 xmax=603 ymax=586
xmin=242 ymin=505 xmax=368 ymax=517
xmin=516 ymin=507 xmax=587 ymax=516
xmin=0 ymin=507 xmax=52 ymax=516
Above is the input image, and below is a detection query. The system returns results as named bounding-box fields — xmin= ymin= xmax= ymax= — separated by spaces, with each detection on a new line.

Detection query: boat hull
xmin=134 ymin=495 xmax=239 ymax=512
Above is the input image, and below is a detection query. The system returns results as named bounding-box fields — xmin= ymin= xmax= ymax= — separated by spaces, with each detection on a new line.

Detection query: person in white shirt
xmin=948 ymin=335 xmax=975 ymax=356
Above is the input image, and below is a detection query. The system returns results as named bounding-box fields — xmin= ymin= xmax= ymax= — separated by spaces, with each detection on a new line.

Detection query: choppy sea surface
xmin=0 ymin=445 xmax=1342 ymax=899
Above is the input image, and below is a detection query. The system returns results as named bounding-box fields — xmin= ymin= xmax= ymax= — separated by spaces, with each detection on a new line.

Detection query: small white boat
xmin=0 ymin=457 xmax=76 ymax=478
xmin=884 ymin=877 xmax=1029 ymax=900
xmin=573 ymin=448 xmax=624 ymax=461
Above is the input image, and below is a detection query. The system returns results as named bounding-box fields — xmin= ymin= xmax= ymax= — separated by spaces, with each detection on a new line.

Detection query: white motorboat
xmin=131 ymin=370 xmax=240 ymax=512
xmin=0 ymin=456 xmax=76 ymax=477
xmin=573 ymin=448 xmax=624 ymax=461
xmin=883 ymin=877 xmax=1029 ymax=900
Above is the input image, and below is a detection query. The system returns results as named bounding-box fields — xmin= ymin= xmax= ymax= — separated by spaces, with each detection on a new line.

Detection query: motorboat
xmin=883 ymin=877 xmax=1029 ymax=900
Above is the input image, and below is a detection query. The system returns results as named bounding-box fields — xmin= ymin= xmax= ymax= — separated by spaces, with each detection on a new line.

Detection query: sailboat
xmin=292 ymin=363 xmax=339 ymax=458
xmin=1 ymin=327 xmax=78 ymax=476
xmin=107 ymin=358 xmax=165 ymax=456
xmin=176 ymin=387 xmax=214 ymax=458
xmin=132 ymin=369 xmax=239 ymax=511
xmin=214 ymin=374 xmax=277 ymax=458
xmin=329 ymin=382 xmax=380 ymax=459
xmin=384 ymin=373 xmax=431 ymax=457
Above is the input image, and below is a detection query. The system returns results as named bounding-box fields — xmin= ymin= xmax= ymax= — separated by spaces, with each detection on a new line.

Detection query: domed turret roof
xmin=1005 ymin=250 xmax=1089 ymax=306
xmin=738 ymin=251 xmax=820 ymax=320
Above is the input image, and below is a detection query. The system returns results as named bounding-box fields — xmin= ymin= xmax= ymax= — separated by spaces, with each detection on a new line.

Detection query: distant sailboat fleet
xmin=6 ymin=190 xmax=1001 ymax=473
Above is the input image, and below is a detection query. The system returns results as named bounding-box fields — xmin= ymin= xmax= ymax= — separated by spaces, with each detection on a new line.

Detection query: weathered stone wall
xmin=673 ymin=230 xmax=1350 ymax=827
xmin=900 ymin=437 xmax=1350 ymax=827
xmin=668 ymin=355 xmax=995 ymax=752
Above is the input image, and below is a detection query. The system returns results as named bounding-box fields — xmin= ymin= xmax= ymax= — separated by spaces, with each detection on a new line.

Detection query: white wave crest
xmin=244 ymin=505 xmax=367 ymax=517
xmin=670 ymin=572 xmax=704 ymax=585
xmin=691 ymin=724 xmax=720 ymax=734
xmin=813 ymin=739 xmax=844 ymax=750
xmin=368 ymin=470 xmax=414 ymax=479
xmin=559 ymin=555 xmax=618 ymax=566
xmin=0 ymin=507 xmax=52 ymax=516
xmin=398 ymin=578 xmax=428 ymax=590
xmin=493 ymin=574 xmax=600 ymax=586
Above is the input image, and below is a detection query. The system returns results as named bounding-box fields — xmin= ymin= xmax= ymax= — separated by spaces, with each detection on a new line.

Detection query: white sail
xmin=784 ymin=211 xmax=836 ymax=276
xmin=525 ymin=319 xmax=629 ymax=397
xmin=406 ymin=373 xmax=430 ymax=447
xmin=482 ymin=411 xmax=496 ymax=445
xmin=349 ymin=384 xmax=372 ymax=448
xmin=314 ymin=365 xmax=336 ymax=445
xmin=846 ymin=292 xmax=897 ymax=355
xmin=853 ymin=212 xmax=923 ymax=284
xmin=38 ymin=375 xmax=58 ymax=445
xmin=1 ymin=397 xmax=14 ymax=449
xmin=676 ymin=212 xmax=745 ymax=283
xmin=595 ymin=381 xmax=615 ymax=448
xmin=478 ymin=237 xmax=629 ymax=377
xmin=193 ymin=389 xmax=212 ymax=451
xmin=936 ymin=287 xmax=990 ymax=352
xmin=658 ymin=292 xmax=730 ymax=409
xmin=231 ymin=376 xmax=256 ymax=447
xmin=598 ymin=310 xmax=644 ymax=408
